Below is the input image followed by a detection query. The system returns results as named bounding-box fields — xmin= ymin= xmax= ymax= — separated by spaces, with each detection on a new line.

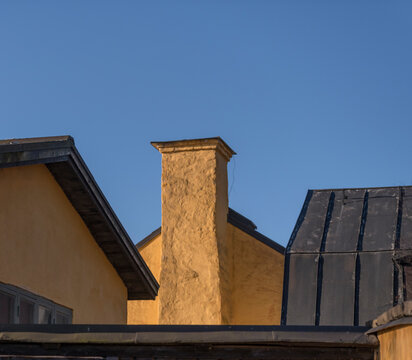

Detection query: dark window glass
xmin=55 ymin=311 xmax=70 ymax=324
xmin=0 ymin=292 xmax=14 ymax=324
xmin=38 ymin=305 xmax=52 ymax=324
xmin=19 ymin=298 xmax=34 ymax=324
xmin=0 ymin=284 xmax=72 ymax=324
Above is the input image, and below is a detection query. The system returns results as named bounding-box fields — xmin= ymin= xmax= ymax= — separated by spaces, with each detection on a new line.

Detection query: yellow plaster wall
xmin=128 ymin=233 xmax=162 ymax=324
xmin=127 ymin=223 xmax=284 ymax=325
xmin=378 ymin=325 xmax=412 ymax=360
xmin=227 ymin=223 xmax=284 ymax=325
xmin=0 ymin=164 xmax=127 ymax=324
xmin=215 ymin=152 xmax=231 ymax=325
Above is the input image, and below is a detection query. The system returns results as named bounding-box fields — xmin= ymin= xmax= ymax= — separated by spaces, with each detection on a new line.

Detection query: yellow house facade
xmin=128 ymin=138 xmax=285 ymax=325
xmin=0 ymin=136 xmax=158 ymax=325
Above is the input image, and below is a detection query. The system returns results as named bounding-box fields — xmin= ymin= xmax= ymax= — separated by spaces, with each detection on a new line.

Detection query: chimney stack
xmin=151 ymin=138 xmax=236 ymax=324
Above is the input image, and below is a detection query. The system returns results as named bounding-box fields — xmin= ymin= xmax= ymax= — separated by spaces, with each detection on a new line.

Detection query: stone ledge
xmin=151 ymin=137 xmax=236 ymax=162
xmin=366 ymin=301 xmax=412 ymax=334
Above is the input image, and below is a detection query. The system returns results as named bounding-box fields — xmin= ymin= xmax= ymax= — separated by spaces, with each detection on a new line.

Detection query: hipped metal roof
xmin=0 ymin=136 xmax=159 ymax=300
xmin=282 ymin=187 xmax=412 ymax=326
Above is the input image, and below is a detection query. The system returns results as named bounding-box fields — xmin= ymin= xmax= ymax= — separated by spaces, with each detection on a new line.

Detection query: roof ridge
xmin=0 ymin=135 xmax=74 ymax=146
xmin=312 ymin=185 xmax=412 ymax=192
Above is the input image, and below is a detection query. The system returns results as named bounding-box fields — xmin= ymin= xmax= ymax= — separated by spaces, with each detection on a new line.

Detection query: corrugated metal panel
xmin=400 ymin=188 xmax=412 ymax=250
xmin=286 ymin=254 xmax=319 ymax=325
xmin=325 ymin=190 xmax=365 ymax=252
xmin=358 ymin=252 xmax=393 ymax=325
xmin=319 ymin=253 xmax=356 ymax=325
xmin=362 ymin=188 xmax=398 ymax=251
xmin=290 ymin=191 xmax=330 ymax=253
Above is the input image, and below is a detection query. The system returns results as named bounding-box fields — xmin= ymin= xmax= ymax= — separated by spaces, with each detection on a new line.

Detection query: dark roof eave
xmin=0 ymin=136 xmax=159 ymax=300
xmin=136 ymin=227 xmax=161 ymax=249
xmin=0 ymin=324 xmax=378 ymax=347
xmin=227 ymin=208 xmax=285 ymax=254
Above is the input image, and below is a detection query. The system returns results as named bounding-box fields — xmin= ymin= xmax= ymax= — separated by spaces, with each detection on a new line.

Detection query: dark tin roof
xmin=282 ymin=186 xmax=412 ymax=327
xmin=0 ymin=136 xmax=159 ymax=300
xmin=0 ymin=324 xmax=377 ymax=360
xmin=136 ymin=208 xmax=285 ymax=254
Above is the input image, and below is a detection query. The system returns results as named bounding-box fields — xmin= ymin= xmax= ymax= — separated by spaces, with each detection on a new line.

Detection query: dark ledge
xmin=0 ymin=324 xmax=377 ymax=346
xmin=367 ymin=301 xmax=412 ymax=334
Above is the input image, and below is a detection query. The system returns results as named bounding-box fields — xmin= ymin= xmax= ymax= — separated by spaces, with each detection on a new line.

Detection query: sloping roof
xmin=136 ymin=208 xmax=285 ymax=254
xmin=0 ymin=136 xmax=159 ymax=300
xmin=282 ymin=186 xmax=412 ymax=326
xmin=227 ymin=208 xmax=285 ymax=253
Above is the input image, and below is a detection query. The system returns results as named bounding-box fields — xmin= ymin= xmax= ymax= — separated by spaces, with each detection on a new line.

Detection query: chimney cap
xmin=151 ymin=137 xmax=236 ymax=161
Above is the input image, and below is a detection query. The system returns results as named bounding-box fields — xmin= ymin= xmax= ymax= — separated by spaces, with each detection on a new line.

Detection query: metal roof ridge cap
xmin=0 ymin=136 xmax=74 ymax=153
xmin=0 ymin=135 xmax=74 ymax=146
xmin=312 ymin=185 xmax=412 ymax=192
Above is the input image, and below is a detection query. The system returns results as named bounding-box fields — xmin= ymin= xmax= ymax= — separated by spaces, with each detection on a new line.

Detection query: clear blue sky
xmin=1 ymin=1 xmax=411 ymax=247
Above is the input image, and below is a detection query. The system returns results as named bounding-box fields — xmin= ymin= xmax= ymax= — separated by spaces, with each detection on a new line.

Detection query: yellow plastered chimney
xmin=151 ymin=137 xmax=236 ymax=324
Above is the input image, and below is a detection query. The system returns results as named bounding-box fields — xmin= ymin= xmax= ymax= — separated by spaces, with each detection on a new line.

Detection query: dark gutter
xmin=0 ymin=324 xmax=377 ymax=346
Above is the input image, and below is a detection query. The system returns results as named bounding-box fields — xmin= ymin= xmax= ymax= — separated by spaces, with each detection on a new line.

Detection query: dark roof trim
xmin=0 ymin=136 xmax=159 ymax=300
xmin=136 ymin=227 xmax=161 ymax=249
xmin=312 ymin=185 xmax=412 ymax=192
xmin=0 ymin=324 xmax=377 ymax=347
xmin=286 ymin=190 xmax=313 ymax=252
xmin=227 ymin=208 xmax=285 ymax=254
xmin=136 ymin=209 xmax=285 ymax=255
xmin=227 ymin=208 xmax=257 ymax=231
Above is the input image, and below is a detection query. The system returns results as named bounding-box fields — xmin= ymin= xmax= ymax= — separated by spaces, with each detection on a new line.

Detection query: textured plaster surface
xmin=128 ymin=223 xmax=285 ymax=325
xmin=158 ymin=149 xmax=228 ymax=324
xmin=0 ymin=165 xmax=127 ymax=324
xmin=128 ymin=234 xmax=162 ymax=324
xmin=128 ymin=138 xmax=284 ymax=325
xmin=227 ymin=224 xmax=284 ymax=324
xmin=378 ymin=325 xmax=412 ymax=360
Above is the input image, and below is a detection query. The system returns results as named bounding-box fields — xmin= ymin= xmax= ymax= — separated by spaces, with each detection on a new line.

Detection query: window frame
xmin=0 ymin=282 xmax=72 ymax=324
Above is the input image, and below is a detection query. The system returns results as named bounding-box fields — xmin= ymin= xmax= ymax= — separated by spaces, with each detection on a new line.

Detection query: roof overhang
xmin=0 ymin=324 xmax=378 ymax=359
xmin=0 ymin=136 xmax=159 ymax=300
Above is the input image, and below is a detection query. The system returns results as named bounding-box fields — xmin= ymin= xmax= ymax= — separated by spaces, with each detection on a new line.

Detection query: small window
xmin=55 ymin=311 xmax=70 ymax=324
xmin=38 ymin=305 xmax=52 ymax=324
xmin=19 ymin=298 xmax=35 ymax=324
xmin=0 ymin=291 xmax=15 ymax=324
xmin=0 ymin=283 xmax=72 ymax=325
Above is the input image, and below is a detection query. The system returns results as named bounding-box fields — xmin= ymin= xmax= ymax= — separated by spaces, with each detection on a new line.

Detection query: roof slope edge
xmin=0 ymin=136 xmax=159 ymax=300
xmin=136 ymin=208 xmax=285 ymax=255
